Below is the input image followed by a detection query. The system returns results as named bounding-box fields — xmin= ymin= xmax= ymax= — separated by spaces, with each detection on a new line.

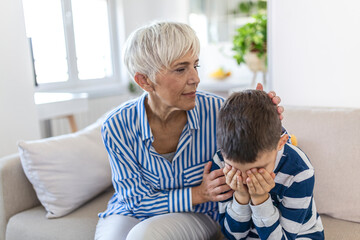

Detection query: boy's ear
xmin=277 ymin=134 xmax=289 ymax=151
xmin=134 ymin=73 xmax=154 ymax=92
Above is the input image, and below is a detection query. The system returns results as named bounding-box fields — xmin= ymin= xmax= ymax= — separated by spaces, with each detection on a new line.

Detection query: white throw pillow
xmin=18 ymin=121 xmax=111 ymax=218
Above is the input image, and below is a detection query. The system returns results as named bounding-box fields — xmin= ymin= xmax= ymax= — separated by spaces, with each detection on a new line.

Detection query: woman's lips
xmin=182 ymin=91 xmax=196 ymax=97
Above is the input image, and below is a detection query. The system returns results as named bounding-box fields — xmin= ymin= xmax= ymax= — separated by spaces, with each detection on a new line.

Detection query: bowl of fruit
xmin=209 ymin=67 xmax=231 ymax=80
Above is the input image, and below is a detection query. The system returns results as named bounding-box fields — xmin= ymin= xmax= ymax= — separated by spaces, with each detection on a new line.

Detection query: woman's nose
xmin=188 ymin=68 xmax=200 ymax=85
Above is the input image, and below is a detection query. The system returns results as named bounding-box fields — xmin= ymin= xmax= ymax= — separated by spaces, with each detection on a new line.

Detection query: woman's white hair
xmin=123 ymin=21 xmax=200 ymax=81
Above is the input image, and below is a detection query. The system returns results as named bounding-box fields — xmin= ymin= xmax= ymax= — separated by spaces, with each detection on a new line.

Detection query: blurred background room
xmin=1 ymin=0 xmax=360 ymax=157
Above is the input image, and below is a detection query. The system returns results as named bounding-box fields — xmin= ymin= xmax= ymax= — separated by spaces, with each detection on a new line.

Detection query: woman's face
xmin=149 ymin=52 xmax=200 ymax=111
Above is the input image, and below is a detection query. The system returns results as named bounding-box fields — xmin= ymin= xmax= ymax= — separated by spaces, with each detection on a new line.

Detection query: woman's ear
xmin=134 ymin=73 xmax=154 ymax=92
xmin=277 ymin=134 xmax=289 ymax=151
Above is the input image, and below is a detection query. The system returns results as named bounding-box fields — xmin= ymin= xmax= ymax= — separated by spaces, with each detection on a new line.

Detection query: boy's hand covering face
xmin=223 ymin=164 xmax=276 ymax=205
xmin=246 ymin=168 xmax=276 ymax=205
xmin=223 ymin=164 xmax=250 ymax=204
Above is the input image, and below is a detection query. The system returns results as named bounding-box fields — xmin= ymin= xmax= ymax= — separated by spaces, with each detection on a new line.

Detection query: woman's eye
xmin=175 ymin=64 xmax=199 ymax=73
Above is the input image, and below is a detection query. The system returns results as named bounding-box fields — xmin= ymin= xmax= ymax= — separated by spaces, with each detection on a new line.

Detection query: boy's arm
xmin=219 ymin=197 xmax=253 ymax=240
xmin=212 ymin=151 xmax=253 ymax=240
xmin=250 ymin=171 xmax=316 ymax=240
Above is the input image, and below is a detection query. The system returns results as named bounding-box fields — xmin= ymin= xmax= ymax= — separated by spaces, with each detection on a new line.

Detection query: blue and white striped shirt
xmin=212 ymin=144 xmax=325 ymax=240
xmin=98 ymin=91 xmax=224 ymax=220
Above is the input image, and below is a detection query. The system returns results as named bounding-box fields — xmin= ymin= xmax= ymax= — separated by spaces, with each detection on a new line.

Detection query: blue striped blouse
xmin=98 ymin=91 xmax=224 ymax=220
xmin=212 ymin=144 xmax=325 ymax=240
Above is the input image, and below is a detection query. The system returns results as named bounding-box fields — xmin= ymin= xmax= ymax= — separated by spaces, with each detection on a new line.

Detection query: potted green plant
xmin=232 ymin=12 xmax=267 ymax=86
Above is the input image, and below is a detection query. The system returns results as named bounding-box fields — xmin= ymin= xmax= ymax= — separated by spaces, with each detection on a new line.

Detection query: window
xmin=22 ymin=0 xmax=120 ymax=89
xmin=188 ymin=0 xmax=268 ymax=94
xmin=189 ymin=0 xmax=267 ymax=44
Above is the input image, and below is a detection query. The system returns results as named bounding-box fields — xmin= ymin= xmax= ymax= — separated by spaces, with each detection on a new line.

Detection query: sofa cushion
xmin=6 ymin=187 xmax=113 ymax=240
xmin=17 ymin=120 xmax=111 ymax=219
xmin=320 ymin=214 xmax=360 ymax=240
xmin=283 ymin=107 xmax=360 ymax=223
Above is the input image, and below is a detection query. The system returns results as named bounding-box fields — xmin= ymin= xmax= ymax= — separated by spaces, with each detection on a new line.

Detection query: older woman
xmin=95 ymin=22 xmax=282 ymax=240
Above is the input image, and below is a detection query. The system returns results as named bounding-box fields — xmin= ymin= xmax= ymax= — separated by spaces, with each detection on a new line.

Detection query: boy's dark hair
xmin=217 ymin=90 xmax=282 ymax=163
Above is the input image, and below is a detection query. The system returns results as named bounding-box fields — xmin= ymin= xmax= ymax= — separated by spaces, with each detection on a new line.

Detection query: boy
xmin=212 ymin=90 xmax=324 ymax=239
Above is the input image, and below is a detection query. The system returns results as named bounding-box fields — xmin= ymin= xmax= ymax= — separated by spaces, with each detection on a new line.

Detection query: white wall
xmin=122 ymin=0 xmax=189 ymax=37
xmin=0 ymin=0 xmax=40 ymax=157
xmin=269 ymin=0 xmax=360 ymax=108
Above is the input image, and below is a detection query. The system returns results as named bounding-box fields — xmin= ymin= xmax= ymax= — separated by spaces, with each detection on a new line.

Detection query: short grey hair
xmin=123 ymin=21 xmax=200 ymax=81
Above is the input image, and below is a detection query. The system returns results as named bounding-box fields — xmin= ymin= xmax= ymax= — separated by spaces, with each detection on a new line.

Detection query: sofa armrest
xmin=0 ymin=153 xmax=40 ymax=240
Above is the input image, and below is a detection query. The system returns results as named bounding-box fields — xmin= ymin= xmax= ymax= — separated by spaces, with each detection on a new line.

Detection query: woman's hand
xmin=256 ymin=83 xmax=284 ymax=120
xmin=191 ymin=161 xmax=234 ymax=206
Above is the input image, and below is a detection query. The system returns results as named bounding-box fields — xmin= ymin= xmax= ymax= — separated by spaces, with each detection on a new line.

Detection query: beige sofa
xmin=1 ymin=106 xmax=360 ymax=240
xmin=282 ymin=106 xmax=360 ymax=239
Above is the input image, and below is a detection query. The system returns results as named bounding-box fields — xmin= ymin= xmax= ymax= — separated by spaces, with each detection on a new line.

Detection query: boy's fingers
xmin=271 ymin=172 xmax=276 ymax=179
xmin=237 ymin=174 xmax=247 ymax=191
xmin=230 ymin=172 xmax=237 ymax=189
xmin=223 ymin=164 xmax=231 ymax=175
xmin=246 ymin=177 xmax=255 ymax=194
xmin=252 ymin=169 xmax=269 ymax=190
xmin=237 ymin=175 xmax=241 ymax=187
xmin=257 ymin=169 xmax=276 ymax=191
xmin=225 ymin=167 xmax=236 ymax=185
xmin=248 ymin=170 xmax=262 ymax=192
xmin=234 ymin=170 xmax=243 ymax=190
xmin=259 ymin=169 xmax=274 ymax=185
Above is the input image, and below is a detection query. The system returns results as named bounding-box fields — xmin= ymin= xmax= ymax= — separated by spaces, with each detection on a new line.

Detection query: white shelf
xmin=198 ymin=79 xmax=249 ymax=92
xmin=34 ymin=92 xmax=88 ymax=120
